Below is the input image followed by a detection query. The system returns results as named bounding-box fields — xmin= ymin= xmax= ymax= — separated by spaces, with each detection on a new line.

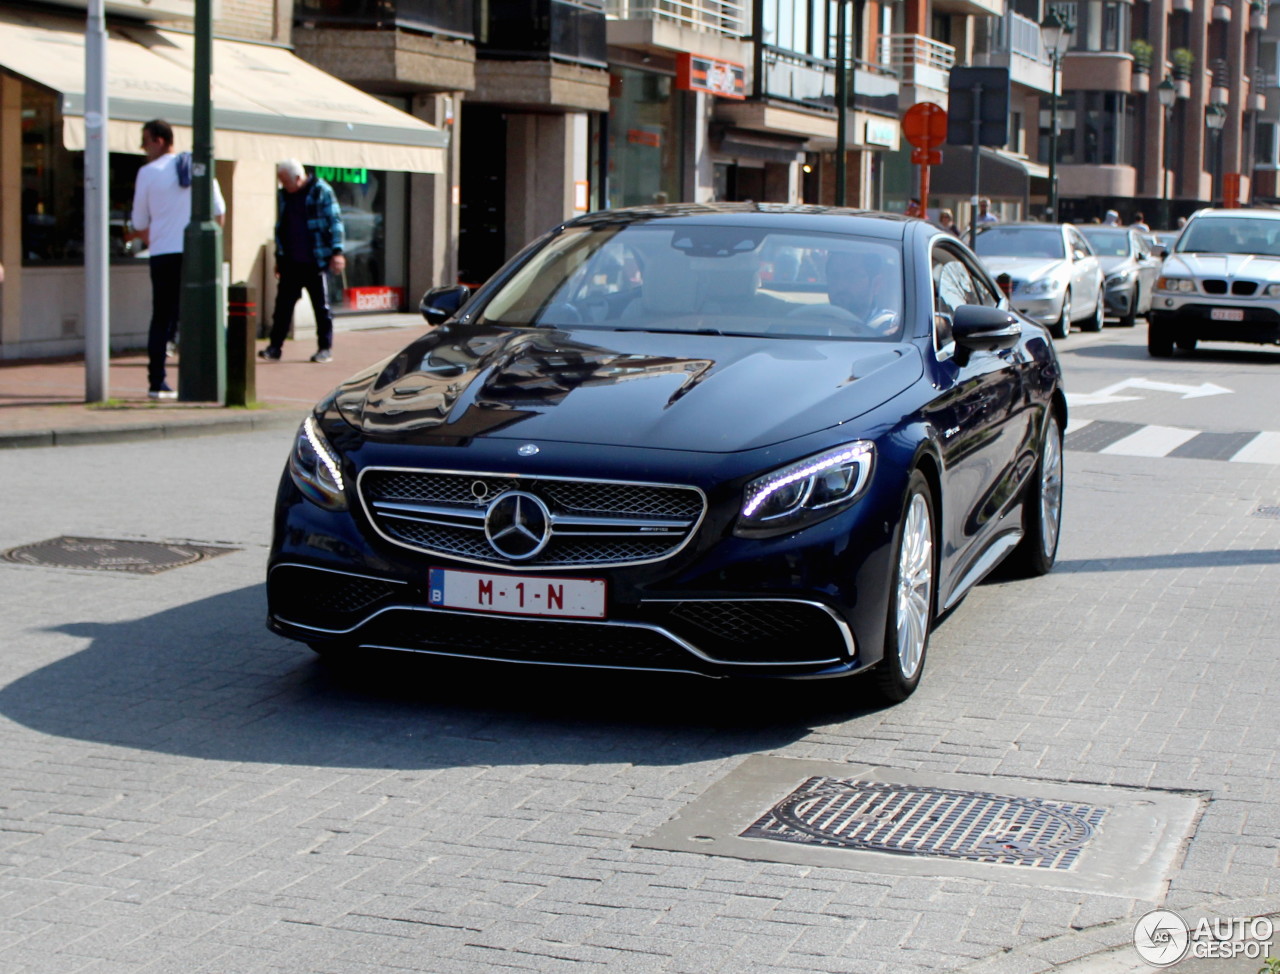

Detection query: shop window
xmin=20 ymin=84 xmax=143 ymax=265
xmin=312 ymin=166 xmax=407 ymax=313
xmin=606 ymin=67 xmax=684 ymax=209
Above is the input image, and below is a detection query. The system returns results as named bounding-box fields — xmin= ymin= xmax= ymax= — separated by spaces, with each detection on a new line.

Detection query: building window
xmin=20 ymin=83 xmax=143 ymax=265
xmin=1045 ymin=91 xmax=1132 ymax=166
xmin=1256 ymin=122 xmax=1277 ymax=168
xmin=1051 ymin=0 xmax=1129 ymax=52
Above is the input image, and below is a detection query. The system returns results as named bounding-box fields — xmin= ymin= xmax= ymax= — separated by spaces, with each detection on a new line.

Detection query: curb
xmin=0 ymin=407 xmax=307 ymax=450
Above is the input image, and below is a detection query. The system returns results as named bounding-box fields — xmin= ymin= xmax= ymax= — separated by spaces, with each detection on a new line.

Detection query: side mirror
xmin=420 ymin=284 xmax=471 ymax=325
xmin=1154 ymin=246 xmax=1168 ymax=258
xmin=952 ymin=304 xmax=1021 ymax=351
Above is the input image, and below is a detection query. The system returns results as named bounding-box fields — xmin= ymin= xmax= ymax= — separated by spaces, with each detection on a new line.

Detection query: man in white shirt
xmin=130 ymin=119 xmax=225 ymax=399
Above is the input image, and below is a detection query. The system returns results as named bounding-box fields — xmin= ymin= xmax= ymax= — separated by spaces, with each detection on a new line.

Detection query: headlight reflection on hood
xmin=736 ymin=442 xmax=874 ymax=537
xmin=289 ymin=416 xmax=348 ymax=510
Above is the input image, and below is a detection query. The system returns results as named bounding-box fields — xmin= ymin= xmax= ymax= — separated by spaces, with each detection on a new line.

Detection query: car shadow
xmin=0 ymin=585 xmax=886 ymax=771
xmin=1069 ymin=342 xmax=1280 ymax=364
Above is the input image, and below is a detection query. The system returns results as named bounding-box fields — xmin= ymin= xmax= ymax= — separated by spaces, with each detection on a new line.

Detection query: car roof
xmin=1188 ymin=207 xmax=1280 ymax=221
xmin=978 ymin=222 xmax=1069 ymax=230
xmin=565 ymin=203 xmax=914 ymax=241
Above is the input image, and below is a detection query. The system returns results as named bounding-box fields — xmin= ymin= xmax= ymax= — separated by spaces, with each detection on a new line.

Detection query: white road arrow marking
xmin=1066 ymin=377 xmax=1234 ymax=407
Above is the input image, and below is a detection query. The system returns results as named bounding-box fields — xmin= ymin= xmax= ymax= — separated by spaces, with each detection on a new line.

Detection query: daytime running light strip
xmin=743 ymin=445 xmax=870 ymax=518
xmin=304 ymin=416 xmax=345 ymax=491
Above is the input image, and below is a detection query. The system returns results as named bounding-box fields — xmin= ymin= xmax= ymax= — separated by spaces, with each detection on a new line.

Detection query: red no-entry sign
xmin=902 ymin=103 xmax=948 ymax=151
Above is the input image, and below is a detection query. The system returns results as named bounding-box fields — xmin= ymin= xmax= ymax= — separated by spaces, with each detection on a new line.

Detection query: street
xmin=1 ymin=326 xmax=1278 ymax=974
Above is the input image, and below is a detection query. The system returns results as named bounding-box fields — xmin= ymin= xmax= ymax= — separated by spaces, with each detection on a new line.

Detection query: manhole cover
xmin=740 ymin=777 xmax=1106 ymax=870
xmin=1 ymin=536 xmax=240 ymax=574
xmin=1252 ymin=506 xmax=1280 ymax=519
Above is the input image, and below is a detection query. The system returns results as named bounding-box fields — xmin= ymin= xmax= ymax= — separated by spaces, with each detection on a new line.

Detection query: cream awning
xmin=0 ymin=8 xmax=447 ymax=173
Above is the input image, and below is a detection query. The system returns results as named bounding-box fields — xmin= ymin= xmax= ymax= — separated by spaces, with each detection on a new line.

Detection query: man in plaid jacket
xmin=260 ymin=159 xmax=346 ymax=364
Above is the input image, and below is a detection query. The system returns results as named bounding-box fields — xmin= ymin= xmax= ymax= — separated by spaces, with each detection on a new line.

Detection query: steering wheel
xmin=786 ymin=303 xmax=858 ymax=322
xmin=541 ymin=302 xmax=582 ymax=324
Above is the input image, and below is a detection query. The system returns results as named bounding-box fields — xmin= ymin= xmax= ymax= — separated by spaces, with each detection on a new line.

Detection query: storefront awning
xmin=931 ymin=146 xmax=1049 ymax=200
xmin=0 ymin=8 xmax=447 ymax=173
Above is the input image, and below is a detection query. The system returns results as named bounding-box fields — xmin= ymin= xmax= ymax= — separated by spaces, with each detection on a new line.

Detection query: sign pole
xmin=84 ymin=0 xmax=109 ymax=403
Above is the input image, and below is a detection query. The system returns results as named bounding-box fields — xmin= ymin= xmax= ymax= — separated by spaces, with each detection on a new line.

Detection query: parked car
xmin=1079 ymin=225 xmax=1163 ymax=327
xmin=1148 ymin=207 xmax=1280 ymax=356
xmin=973 ymin=223 xmax=1105 ymax=339
xmin=266 ymin=205 xmax=1066 ymax=703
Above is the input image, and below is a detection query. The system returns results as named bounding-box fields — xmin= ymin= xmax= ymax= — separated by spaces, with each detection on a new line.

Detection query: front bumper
xmin=1149 ymin=303 xmax=1280 ymax=345
xmin=1012 ymin=295 xmax=1064 ymax=324
xmin=1103 ymin=286 xmax=1135 ymax=317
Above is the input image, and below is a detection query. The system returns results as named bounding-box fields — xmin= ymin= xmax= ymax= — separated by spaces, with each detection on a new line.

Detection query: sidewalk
xmin=0 ymin=313 xmax=428 ymax=448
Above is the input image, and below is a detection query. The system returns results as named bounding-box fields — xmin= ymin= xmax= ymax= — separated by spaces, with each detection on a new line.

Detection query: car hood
xmin=336 ymin=324 xmax=923 ymax=453
xmin=1163 ymin=252 xmax=1280 ymax=281
xmin=979 ymin=257 xmax=1067 ymax=281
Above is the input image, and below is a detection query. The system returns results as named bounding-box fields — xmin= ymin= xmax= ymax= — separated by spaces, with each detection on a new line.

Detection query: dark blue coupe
xmin=267 ymin=204 xmax=1065 ymax=702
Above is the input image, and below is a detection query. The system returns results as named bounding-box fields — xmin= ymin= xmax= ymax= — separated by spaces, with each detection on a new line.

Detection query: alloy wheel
xmin=895 ymin=492 xmax=934 ymax=680
xmin=1039 ymin=416 xmax=1064 ymax=557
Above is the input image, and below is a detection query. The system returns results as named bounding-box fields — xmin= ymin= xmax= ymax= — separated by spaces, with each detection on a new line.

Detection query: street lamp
xmin=1206 ymin=102 xmax=1227 ymax=206
xmin=1158 ymin=76 xmax=1177 ymax=229
xmin=1040 ymin=9 xmax=1072 ymax=222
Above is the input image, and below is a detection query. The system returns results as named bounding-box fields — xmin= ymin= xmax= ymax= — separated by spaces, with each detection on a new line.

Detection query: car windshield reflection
xmin=476 ymin=225 xmax=906 ymax=341
xmin=1177 ymin=217 xmax=1280 ymax=256
xmin=973 ymin=226 xmax=1066 ymax=260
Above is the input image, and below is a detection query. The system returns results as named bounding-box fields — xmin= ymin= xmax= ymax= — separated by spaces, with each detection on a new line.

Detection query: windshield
xmin=1080 ymin=229 xmax=1131 ymax=257
xmin=477 ymin=224 xmax=906 ymax=341
xmin=1177 ymin=217 xmax=1280 ymax=256
xmin=973 ymin=226 xmax=1065 ymax=260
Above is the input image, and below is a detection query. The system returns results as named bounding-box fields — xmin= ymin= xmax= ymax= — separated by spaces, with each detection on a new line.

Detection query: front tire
xmin=1007 ymin=412 xmax=1064 ymax=577
xmin=872 ymin=471 xmax=936 ymax=703
xmin=1148 ymin=319 xmax=1174 ymax=357
xmin=1081 ymin=290 xmax=1105 ymax=331
xmin=1119 ymin=289 xmax=1138 ymax=327
xmin=1051 ymin=290 xmax=1071 ymax=340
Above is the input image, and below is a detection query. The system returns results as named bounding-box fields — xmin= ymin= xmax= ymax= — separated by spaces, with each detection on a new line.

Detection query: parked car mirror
xmin=952 ymin=305 xmax=1022 ymax=351
xmin=420 ymin=285 xmax=472 ymax=325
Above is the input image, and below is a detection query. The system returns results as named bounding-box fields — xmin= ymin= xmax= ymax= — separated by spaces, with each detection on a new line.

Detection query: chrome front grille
xmin=359 ymin=468 xmax=706 ymax=569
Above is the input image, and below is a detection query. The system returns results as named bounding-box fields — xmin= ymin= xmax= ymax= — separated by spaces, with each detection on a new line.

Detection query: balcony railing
xmin=476 ymin=0 xmax=607 ymax=67
xmin=294 ymin=0 xmax=474 ymax=41
xmin=759 ymin=45 xmax=899 ymax=116
xmin=878 ymin=33 xmax=955 ymax=92
xmin=974 ymin=10 xmax=1048 ymax=63
xmin=604 ymin=0 xmax=748 ymax=39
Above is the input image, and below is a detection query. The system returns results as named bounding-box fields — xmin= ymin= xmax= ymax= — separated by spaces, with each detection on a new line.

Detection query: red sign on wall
xmin=676 ymin=53 xmax=746 ymax=100
xmin=345 ymin=286 xmax=404 ymax=312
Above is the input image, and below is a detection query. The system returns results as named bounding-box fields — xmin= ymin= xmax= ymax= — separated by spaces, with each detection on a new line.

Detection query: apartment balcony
xmin=476 ymin=0 xmax=607 ymax=67
xmin=293 ymin=0 xmax=476 ymax=91
xmin=880 ymin=32 xmax=954 ymax=108
xmin=605 ymin=0 xmax=750 ymax=61
xmin=295 ymin=0 xmax=474 ymax=39
xmin=971 ymin=10 xmax=1054 ymax=94
xmin=758 ymin=45 xmax=899 ymax=116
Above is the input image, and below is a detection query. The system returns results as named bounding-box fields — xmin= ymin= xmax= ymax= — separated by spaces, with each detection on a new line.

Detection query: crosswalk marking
xmin=1064 ymin=419 xmax=1280 ymax=465
xmin=1230 ymin=431 xmax=1280 ymax=465
xmin=1100 ymin=425 xmax=1199 ymax=457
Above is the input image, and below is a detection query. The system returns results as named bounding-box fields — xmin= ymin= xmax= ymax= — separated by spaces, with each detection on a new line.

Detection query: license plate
xmin=1211 ymin=308 xmax=1245 ymax=321
xmin=428 ymin=567 xmax=606 ymax=619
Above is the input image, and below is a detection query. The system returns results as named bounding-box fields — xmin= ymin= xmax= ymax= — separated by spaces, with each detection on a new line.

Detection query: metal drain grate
xmin=1252 ymin=506 xmax=1280 ymax=519
xmin=741 ymin=777 xmax=1107 ymax=870
xmin=1 ymin=536 xmax=240 ymax=575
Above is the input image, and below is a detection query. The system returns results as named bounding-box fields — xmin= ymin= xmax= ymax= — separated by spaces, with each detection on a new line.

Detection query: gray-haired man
xmin=259 ymin=159 xmax=345 ymax=364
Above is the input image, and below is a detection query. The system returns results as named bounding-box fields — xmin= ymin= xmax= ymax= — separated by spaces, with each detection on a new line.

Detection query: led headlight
xmin=1018 ymin=278 xmax=1062 ymax=296
xmin=1156 ymin=276 xmax=1196 ymax=292
xmin=288 ymin=416 xmax=348 ymax=511
xmin=736 ymin=441 xmax=874 ymax=537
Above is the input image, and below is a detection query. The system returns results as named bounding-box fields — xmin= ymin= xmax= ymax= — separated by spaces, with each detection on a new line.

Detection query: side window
xmin=1069 ymin=229 xmax=1090 ymax=258
xmin=961 ymin=255 xmax=1001 ymax=307
xmin=933 ymin=252 xmax=974 ymax=316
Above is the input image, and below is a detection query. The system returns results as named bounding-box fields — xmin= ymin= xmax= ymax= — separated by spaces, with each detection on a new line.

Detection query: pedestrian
xmin=996 ymin=273 xmax=1014 ymax=299
xmin=936 ymin=208 xmax=960 ymax=236
xmin=905 ymin=198 xmax=923 ymax=218
xmin=974 ymin=197 xmax=998 ymax=226
xmin=259 ymin=160 xmax=345 ymax=364
xmin=130 ymin=118 xmax=226 ymax=399
xmin=1103 ymin=209 xmax=1120 ymax=226
xmin=1131 ymin=211 xmax=1149 ymax=231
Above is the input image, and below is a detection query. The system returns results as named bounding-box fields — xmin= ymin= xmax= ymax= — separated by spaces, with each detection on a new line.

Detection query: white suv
xmin=1148 ymin=208 xmax=1280 ymax=356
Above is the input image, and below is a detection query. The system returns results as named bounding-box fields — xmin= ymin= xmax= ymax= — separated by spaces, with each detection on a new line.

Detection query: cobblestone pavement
xmin=0 ymin=330 xmax=1277 ymax=974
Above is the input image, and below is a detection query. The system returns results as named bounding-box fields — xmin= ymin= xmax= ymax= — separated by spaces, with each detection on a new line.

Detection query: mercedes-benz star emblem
xmin=484 ymin=491 xmax=552 ymax=560
xmin=517 ymin=444 xmax=540 ymax=456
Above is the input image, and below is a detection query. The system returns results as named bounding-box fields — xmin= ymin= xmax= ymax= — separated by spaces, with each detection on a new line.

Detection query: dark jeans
xmin=148 ymin=252 xmax=183 ymax=390
xmin=269 ymin=256 xmax=334 ymax=352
